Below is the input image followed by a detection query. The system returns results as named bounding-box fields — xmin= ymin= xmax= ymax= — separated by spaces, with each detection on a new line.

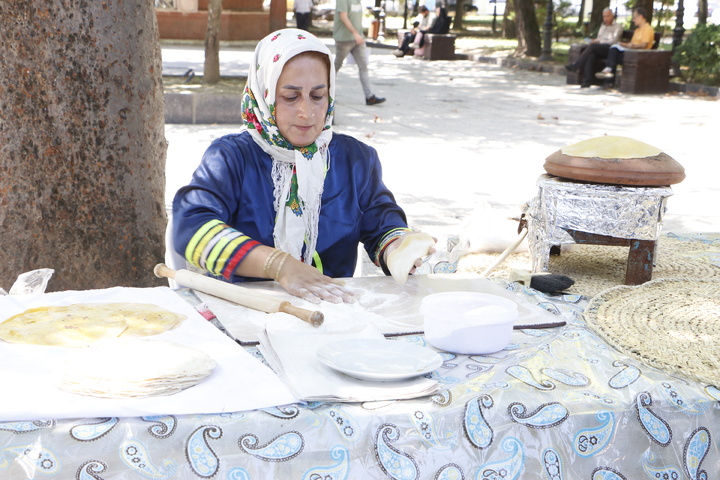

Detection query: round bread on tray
xmin=0 ymin=303 xmax=186 ymax=348
xmin=57 ymin=338 xmax=217 ymax=398
xmin=544 ymin=136 xmax=685 ymax=186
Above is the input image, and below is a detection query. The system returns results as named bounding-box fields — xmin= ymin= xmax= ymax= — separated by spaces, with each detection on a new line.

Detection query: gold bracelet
xmin=262 ymin=250 xmax=282 ymax=278
xmin=274 ymin=252 xmax=291 ymax=281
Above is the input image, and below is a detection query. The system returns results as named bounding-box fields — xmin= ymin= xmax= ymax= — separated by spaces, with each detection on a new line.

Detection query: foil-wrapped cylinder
xmin=526 ymin=175 xmax=673 ymax=273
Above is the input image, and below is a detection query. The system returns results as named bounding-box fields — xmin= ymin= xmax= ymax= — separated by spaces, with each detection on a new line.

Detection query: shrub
xmin=672 ymin=23 xmax=720 ymax=86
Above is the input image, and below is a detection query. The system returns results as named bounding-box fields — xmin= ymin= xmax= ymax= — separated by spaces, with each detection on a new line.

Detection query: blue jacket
xmin=172 ymin=131 xmax=409 ymax=280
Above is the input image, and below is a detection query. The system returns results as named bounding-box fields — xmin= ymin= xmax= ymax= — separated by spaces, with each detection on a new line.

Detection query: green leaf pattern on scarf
xmin=285 ymin=167 xmax=303 ymax=216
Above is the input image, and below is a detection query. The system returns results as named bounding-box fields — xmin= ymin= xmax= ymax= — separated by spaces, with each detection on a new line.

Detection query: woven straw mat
xmin=584 ymin=278 xmax=720 ymax=386
xmin=457 ymin=234 xmax=720 ymax=298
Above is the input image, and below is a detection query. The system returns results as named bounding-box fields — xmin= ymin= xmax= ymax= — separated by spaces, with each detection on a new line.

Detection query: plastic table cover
xmin=1 ymin=284 xmax=719 ymax=479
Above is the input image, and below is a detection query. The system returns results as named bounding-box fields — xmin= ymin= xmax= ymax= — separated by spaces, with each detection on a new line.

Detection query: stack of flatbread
xmin=0 ymin=303 xmax=186 ymax=347
xmin=57 ymin=338 xmax=217 ymax=398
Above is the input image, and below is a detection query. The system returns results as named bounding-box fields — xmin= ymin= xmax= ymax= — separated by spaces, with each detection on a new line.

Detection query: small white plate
xmin=317 ymin=338 xmax=443 ymax=381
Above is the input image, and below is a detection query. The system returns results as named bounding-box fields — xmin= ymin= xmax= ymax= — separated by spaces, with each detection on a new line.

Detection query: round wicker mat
xmin=584 ymin=279 xmax=720 ymax=386
xmin=458 ymin=234 xmax=720 ymax=298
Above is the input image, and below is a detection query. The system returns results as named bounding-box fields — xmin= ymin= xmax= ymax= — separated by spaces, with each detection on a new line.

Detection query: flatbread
xmin=58 ymin=338 xmax=217 ymax=398
xmin=0 ymin=303 xmax=186 ymax=347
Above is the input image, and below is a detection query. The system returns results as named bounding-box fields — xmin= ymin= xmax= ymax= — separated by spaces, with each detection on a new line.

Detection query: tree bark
xmin=697 ymin=0 xmax=708 ymax=24
xmin=514 ymin=0 xmax=542 ymax=57
xmin=0 ymin=0 xmax=167 ymax=292
xmin=503 ymin=0 xmax=518 ymax=39
xmin=269 ymin=0 xmax=287 ymax=32
xmin=577 ymin=0 xmax=586 ymax=29
xmin=204 ymin=0 xmax=223 ymax=84
xmin=452 ymin=1 xmax=464 ymax=30
xmin=635 ymin=0 xmax=654 ymax=23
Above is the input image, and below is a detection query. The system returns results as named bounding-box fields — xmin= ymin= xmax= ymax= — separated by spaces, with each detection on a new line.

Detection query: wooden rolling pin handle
xmin=155 ymin=263 xmax=324 ymax=328
xmin=279 ymin=301 xmax=325 ymax=327
xmin=154 ymin=263 xmax=176 ymax=280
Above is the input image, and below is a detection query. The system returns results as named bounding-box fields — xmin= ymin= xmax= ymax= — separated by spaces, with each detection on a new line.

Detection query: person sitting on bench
xmin=596 ymin=7 xmax=655 ymax=84
xmin=394 ymin=6 xmax=433 ymax=57
xmin=394 ymin=5 xmax=450 ymax=57
xmin=565 ymin=8 xmax=623 ymax=88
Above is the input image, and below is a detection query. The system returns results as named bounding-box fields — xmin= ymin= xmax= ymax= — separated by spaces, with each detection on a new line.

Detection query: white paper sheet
xmin=258 ymin=325 xmax=440 ymax=402
xmin=0 ymin=286 xmax=297 ymax=421
xmin=197 ymin=274 xmax=566 ymax=344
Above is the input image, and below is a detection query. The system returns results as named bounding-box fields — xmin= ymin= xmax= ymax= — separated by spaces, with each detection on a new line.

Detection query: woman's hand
xmin=234 ymin=246 xmax=354 ymax=304
xmin=383 ymin=232 xmax=437 ymax=277
xmin=275 ymin=256 xmax=355 ymax=304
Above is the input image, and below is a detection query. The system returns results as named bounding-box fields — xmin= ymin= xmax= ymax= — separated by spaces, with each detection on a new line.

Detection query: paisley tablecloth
xmin=2 ymin=277 xmax=719 ymax=480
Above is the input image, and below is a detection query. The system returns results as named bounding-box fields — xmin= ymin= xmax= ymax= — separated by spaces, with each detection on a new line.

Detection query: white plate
xmin=317 ymin=338 xmax=443 ymax=381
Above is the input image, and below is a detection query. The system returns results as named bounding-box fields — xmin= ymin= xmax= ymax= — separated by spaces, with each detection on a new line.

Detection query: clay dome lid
xmin=544 ymin=136 xmax=685 ymax=186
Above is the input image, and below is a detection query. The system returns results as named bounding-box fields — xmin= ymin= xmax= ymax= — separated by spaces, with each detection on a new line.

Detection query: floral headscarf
xmin=241 ymin=29 xmax=335 ymax=265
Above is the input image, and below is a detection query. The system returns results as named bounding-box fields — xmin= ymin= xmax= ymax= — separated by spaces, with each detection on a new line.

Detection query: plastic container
xmin=420 ymin=292 xmax=518 ymax=355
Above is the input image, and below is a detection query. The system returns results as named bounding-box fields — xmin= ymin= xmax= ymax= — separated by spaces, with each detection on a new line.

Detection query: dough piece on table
xmin=386 ymin=232 xmax=435 ymax=285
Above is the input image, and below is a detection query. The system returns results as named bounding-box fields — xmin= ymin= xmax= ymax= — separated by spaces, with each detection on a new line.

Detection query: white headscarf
xmin=241 ymin=29 xmax=335 ymax=264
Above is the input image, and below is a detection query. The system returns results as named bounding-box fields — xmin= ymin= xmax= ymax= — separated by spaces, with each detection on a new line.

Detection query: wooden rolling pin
xmin=154 ymin=263 xmax=324 ymax=327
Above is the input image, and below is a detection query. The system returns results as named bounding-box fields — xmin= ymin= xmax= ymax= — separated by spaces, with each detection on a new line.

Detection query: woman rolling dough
xmin=173 ymin=29 xmax=434 ymax=304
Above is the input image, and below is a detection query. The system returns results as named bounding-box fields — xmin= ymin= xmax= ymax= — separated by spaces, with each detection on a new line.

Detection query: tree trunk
xmin=269 ymin=0 xmax=287 ymax=32
xmin=503 ymin=0 xmax=518 ymax=39
xmin=697 ymin=0 xmax=708 ymax=24
xmin=0 ymin=1 xmax=167 ymax=292
xmin=635 ymin=0 xmax=654 ymax=23
xmin=204 ymin=0 xmax=223 ymax=84
xmin=577 ymin=0 xmax=586 ymax=29
xmin=514 ymin=0 xmax=542 ymax=57
xmin=452 ymin=2 xmax=464 ymax=30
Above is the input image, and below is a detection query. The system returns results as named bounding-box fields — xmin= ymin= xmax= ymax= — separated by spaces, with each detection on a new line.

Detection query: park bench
xmin=566 ymin=31 xmax=671 ymax=93
xmin=396 ymin=24 xmax=457 ymax=61
xmin=414 ymin=34 xmax=457 ymax=60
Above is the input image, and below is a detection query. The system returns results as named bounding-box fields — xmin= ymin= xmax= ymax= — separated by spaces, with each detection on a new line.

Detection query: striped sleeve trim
xmin=185 ymin=219 xmax=224 ymax=266
xmin=373 ymin=228 xmax=412 ymax=266
xmin=222 ymin=239 xmax=261 ymax=279
xmin=203 ymin=229 xmax=244 ymax=272
xmin=185 ymin=220 xmax=260 ymax=277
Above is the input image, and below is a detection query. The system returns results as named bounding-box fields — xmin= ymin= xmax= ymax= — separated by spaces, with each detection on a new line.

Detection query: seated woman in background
xmin=394 ymin=5 xmax=450 ymax=57
xmin=394 ymin=5 xmax=433 ymax=57
xmin=172 ymin=29 xmax=434 ymax=304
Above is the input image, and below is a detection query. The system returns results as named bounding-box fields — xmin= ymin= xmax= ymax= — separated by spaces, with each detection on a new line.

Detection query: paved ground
xmin=163 ymin=41 xmax=719 ymax=273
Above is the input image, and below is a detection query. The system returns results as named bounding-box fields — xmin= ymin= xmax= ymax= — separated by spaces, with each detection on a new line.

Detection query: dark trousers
xmin=572 ymin=43 xmax=611 ymax=85
xmin=295 ymin=11 xmax=312 ymax=31
xmin=399 ymin=31 xmax=416 ymax=54
xmin=605 ymin=46 xmax=625 ymax=73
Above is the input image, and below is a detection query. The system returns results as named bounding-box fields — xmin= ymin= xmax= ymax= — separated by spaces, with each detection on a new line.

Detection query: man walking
xmin=333 ymin=0 xmax=386 ymax=105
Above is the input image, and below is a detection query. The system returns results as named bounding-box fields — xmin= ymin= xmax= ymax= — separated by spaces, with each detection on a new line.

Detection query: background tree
xmin=452 ymin=1 xmax=465 ymax=31
xmin=697 ymin=0 xmax=708 ymax=24
xmin=634 ymin=0 xmax=655 ymax=22
xmin=576 ymin=0 xmax=587 ymax=29
xmin=514 ymin=0 xmax=542 ymax=56
xmin=0 ymin=0 xmax=167 ymax=291
xmin=204 ymin=0 xmax=223 ymax=84
xmin=503 ymin=0 xmax=518 ymax=38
